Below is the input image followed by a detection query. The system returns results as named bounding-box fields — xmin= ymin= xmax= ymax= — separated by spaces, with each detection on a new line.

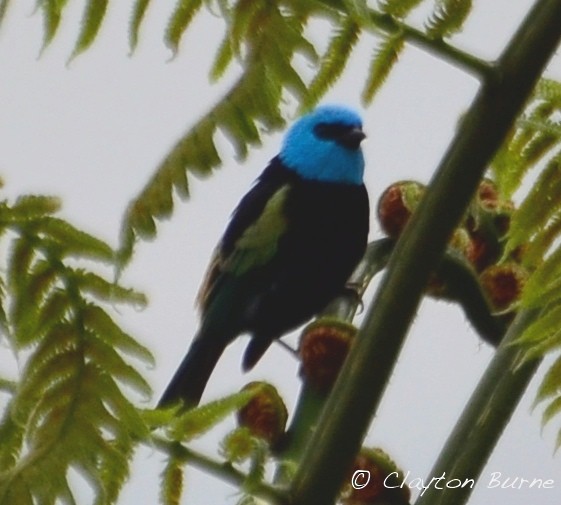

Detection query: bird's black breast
xmin=245 ymin=158 xmax=370 ymax=335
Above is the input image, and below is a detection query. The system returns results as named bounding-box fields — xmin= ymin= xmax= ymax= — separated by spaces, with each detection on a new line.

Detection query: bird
xmin=159 ymin=104 xmax=370 ymax=408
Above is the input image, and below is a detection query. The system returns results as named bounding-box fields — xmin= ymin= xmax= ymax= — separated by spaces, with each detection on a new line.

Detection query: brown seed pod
xmin=343 ymin=447 xmax=410 ymax=505
xmin=237 ymin=382 xmax=288 ymax=446
xmin=377 ymin=181 xmax=425 ymax=238
xmin=299 ymin=318 xmax=357 ymax=392
xmin=479 ymin=263 xmax=529 ymax=311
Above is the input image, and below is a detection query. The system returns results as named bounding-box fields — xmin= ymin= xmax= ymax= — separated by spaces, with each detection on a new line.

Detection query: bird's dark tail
xmin=158 ymin=333 xmax=226 ymax=409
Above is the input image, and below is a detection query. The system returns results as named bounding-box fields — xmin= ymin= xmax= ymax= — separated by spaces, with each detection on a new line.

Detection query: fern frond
xmin=160 ymin=457 xmax=184 ymax=505
xmin=69 ymin=0 xmax=109 ymax=61
xmin=167 ymin=389 xmax=256 ymax=441
xmin=362 ymin=32 xmax=404 ymax=104
xmin=119 ymin=2 xmax=320 ymax=264
xmin=0 ymin=186 xmax=152 ymax=505
xmin=304 ymin=17 xmax=361 ymax=110
xmin=379 ymin=0 xmax=424 ymax=18
xmin=426 ymin=0 xmax=472 ymax=39
xmin=129 ymin=0 xmax=152 ymax=51
xmin=165 ymin=0 xmax=205 ymax=54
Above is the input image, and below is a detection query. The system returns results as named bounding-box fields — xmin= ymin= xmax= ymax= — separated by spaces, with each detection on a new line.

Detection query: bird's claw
xmin=342 ymin=282 xmax=364 ymax=313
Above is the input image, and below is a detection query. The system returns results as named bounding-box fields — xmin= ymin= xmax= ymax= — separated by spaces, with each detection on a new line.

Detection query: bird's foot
xmin=341 ymin=282 xmax=364 ymax=313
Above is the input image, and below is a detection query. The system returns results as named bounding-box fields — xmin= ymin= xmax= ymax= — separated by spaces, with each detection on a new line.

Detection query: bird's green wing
xmin=197 ymin=185 xmax=290 ymax=311
xmin=226 ymin=185 xmax=289 ymax=274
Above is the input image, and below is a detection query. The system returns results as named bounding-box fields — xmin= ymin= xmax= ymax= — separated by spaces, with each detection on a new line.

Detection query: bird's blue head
xmin=279 ymin=105 xmax=365 ymax=185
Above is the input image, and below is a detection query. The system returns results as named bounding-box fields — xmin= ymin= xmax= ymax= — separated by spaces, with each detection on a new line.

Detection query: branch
xmin=151 ymin=436 xmax=288 ymax=505
xmin=366 ymin=9 xmax=493 ymax=78
xmin=290 ymin=0 xmax=561 ymax=503
xmin=414 ymin=309 xmax=541 ymax=505
xmin=321 ymin=0 xmax=493 ymax=78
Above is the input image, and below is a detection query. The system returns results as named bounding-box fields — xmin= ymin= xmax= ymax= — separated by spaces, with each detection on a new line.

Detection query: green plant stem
xmin=414 ymin=309 xmax=541 ymax=505
xmin=151 ymin=436 xmax=288 ymax=505
xmin=366 ymin=10 xmax=492 ymax=79
xmin=321 ymin=0 xmax=492 ymax=78
xmin=290 ymin=1 xmax=561 ymax=504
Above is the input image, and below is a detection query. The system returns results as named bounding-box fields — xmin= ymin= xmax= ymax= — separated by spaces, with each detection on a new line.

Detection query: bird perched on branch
xmin=159 ymin=104 xmax=369 ymax=408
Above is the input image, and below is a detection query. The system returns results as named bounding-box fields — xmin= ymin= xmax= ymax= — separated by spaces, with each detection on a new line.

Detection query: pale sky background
xmin=0 ymin=1 xmax=560 ymax=504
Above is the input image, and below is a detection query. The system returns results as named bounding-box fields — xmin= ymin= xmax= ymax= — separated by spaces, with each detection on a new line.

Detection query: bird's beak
xmin=341 ymin=127 xmax=366 ymax=150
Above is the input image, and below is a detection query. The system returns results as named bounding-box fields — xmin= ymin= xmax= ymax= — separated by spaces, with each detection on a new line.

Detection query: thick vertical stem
xmin=289 ymin=1 xmax=561 ymax=504
xmin=414 ymin=309 xmax=541 ymax=505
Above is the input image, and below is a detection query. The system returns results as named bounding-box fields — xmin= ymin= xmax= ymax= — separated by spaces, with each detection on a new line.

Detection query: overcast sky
xmin=1 ymin=1 xmax=560 ymax=504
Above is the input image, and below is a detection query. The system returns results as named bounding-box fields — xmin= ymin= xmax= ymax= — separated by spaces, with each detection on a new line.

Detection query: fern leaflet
xmin=362 ymin=32 xmax=404 ymax=104
xmin=425 ymin=0 xmax=472 ymax=38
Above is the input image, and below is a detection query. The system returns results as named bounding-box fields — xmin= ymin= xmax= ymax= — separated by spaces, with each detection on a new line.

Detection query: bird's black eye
xmin=314 ymin=122 xmax=351 ymax=141
xmin=314 ymin=122 xmax=366 ymax=150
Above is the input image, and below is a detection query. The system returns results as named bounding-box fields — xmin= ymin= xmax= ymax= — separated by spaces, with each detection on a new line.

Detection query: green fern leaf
xmin=87 ymin=369 xmax=150 ymax=438
xmin=69 ymin=0 xmax=109 ymax=61
xmin=141 ymin=404 xmax=181 ymax=427
xmin=39 ymin=0 xmax=69 ymax=49
xmin=10 ymin=194 xmax=61 ymax=218
xmin=0 ymin=189 xmax=150 ymax=505
xmin=535 ymin=78 xmax=561 ymax=107
xmin=0 ymin=277 xmax=8 ymax=336
xmin=522 ymin=247 xmax=561 ymax=308
xmin=515 ymin=307 xmax=561 ymax=364
xmin=167 ymin=389 xmax=256 ymax=441
xmin=84 ymin=331 xmax=152 ymax=396
xmin=524 ymin=212 xmax=561 ymax=267
xmin=15 ymin=347 xmax=82 ymax=422
xmin=221 ymin=427 xmax=256 ymax=463
xmin=535 ymin=354 xmax=561 ymax=403
xmin=228 ymin=0 xmax=264 ymax=55
xmin=165 ymin=0 xmax=205 ymax=54
xmin=0 ymin=377 xmax=16 ymax=394
xmin=82 ymin=304 xmax=154 ymax=365
xmin=542 ymin=396 xmax=561 ymax=426
xmin=492 ymin=101 xmax=557 ymax=197
xmin=516 ymin=305 xmax=561 ymax=344
xmin=118 ymin=2 xmax=318 ymax=264
xmin=160 ymin=457 xmax=184 ymax=505
xmin=506 ymin=153 xmax=561 ymax=255
xmin=304 ymin=18 xmax=361 ymax=110
xmin=72 ymin=270 xmax=147 ymax=306
xmin=129 ymin=0 xmax=152 ymax=51
xmin=426 ymin=0 xmax=472 ymax=38
xmin=210 ymin=34 xmax=235 ymax=81
xmin=245 ymin=439 xmax=268 ymax=494
xmin=37 ymin=217 xmax=115 ymax=262
xmin=0 ymin=0 xmax=10 ymax=27
xmin=379 ymin=0 xmax=424 ymax=18
xmin=0 ymin=411 xmax=25 ymax=470
xmin=362 ymin=32 xmax=404 ymax=104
